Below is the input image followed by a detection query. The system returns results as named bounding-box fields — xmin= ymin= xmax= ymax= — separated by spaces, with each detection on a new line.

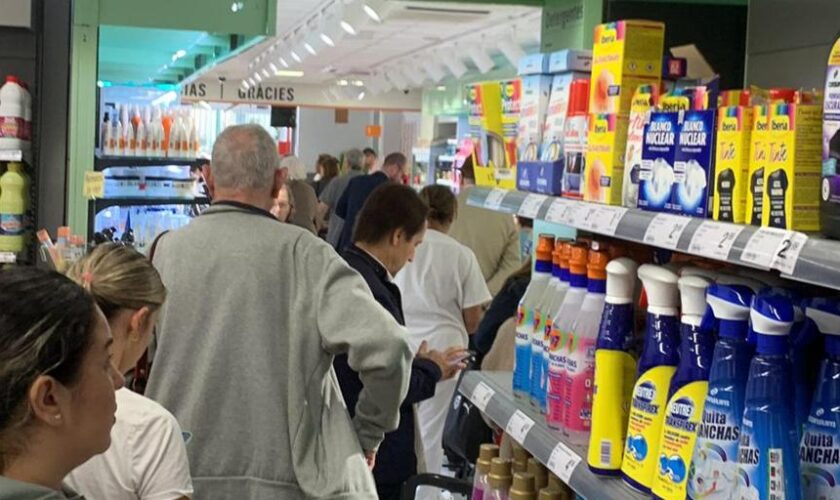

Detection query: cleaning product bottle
xmin=526 ymin=458 xmax=548 ymax=491
xmin=509 ymin=473 xmax=537 ymax=500
xmin=512 ymin=442 xmax=531 ymax=474
xmin=487 ymin=458 xmax=513 ymax=500
xmin=687 ymin=284 xmax=755 ymax=499
xmin=530 ymin=237 xmax=557 ymax=409
xmin=473 ymin=444 xmax=500 ymax=500
xmin=116 ymin=121 xmax=125 ymax=157
xmin=563 ymin=242 xmax=609 ymax=445
xmin=799 ymin=299 xmax=840 ymax=500
xmin=136 ymin=120 xmax=147 ymax=157
xmin=514 ymin=235 xmax=555 ymax=399
xmin=540 ymin=242 xmax=572 ymax=414
xmin=546 ymin=243 xmax=588 ymax=430
xmin=0 ymin=76 xmax=27 ymax=149
xmin=621 ymin=264 xmax=681 ymax=494
xmin=790 ymin=297 xmax=822 ymax=437
xmin=651 ymin=275 xmax=714 ymax=500
xmin=588 ymin=257 xmax=639 ymax=474
xmin=0 ymin=162 xmax=26 ymax=252
xmin=735 ymin=292 xmax=801 ymax=500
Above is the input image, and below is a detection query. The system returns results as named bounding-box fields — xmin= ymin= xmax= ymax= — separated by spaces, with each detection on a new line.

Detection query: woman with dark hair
xmin=395 ymin=185 xmax=492 ymax=479
xmin=0 ymin=267 xmax=124 ymax=499
xmin=312 ymin=154 xmax=340 ymax=197
xmin=333 ymin=183 xmax=467 ymax=500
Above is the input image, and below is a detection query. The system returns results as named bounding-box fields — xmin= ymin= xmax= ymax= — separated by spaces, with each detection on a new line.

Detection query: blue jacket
xmin=472 ymin=275 xmax=530 ymax=360
xmin=334 ymin=172 xmax=389 ymax=251
xmin=334 ymin=244 xmax=441 ymax=487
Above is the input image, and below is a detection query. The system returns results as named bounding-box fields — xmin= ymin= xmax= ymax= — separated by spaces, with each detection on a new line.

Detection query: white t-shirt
xmin=395 ymin=229 xmax=492 ymax=350
xmin=65 ymin=388 xmax=193 ymax=500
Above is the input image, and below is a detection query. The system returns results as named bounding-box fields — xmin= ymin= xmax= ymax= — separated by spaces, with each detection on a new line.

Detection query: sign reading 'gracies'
xmin=236 ymin=85 xmax=296 ymax=102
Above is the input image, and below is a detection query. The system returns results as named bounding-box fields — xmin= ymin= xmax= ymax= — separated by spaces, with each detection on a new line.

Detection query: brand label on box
xmin=639 ymin=111 xmax=680 ymax=211
xmin=714 ymin=107 xmax=752 ymax=223
xmin=672 ymin=109 xmax=716 ymax=217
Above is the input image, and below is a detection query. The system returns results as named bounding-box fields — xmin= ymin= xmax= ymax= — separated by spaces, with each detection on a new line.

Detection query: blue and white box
xmin=671 ymin=109 xmax=716 ymax=216
xmin=639 ymin=111 xmax=681 ymax=211
xmin=547 ymin=49 xmax=592 ymax=74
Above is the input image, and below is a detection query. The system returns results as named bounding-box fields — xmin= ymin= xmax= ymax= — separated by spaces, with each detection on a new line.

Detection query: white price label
xmin=771 ymin=231 xmax=808 ymax=275
xmin=518 ymin=194 xmax=549 ymax=219
xmin=643 ymin=213 xmax=692 ymax=250
xmin=740 ymin=227 xmax=807 ymax=273
xmin=574 ymin=204 xmax=600 ymax=230
xmin=470 ymin=382 xmax=495 ymax=412
xmin=545 ymin=199 xmax=572 ymax=224
xmin=547 ymin=441 xmax=582 ymax=483
xmin=589 ymin=206 xmax=628 ymax=235
xmin=0 ymin=252 xmax=15 ymax=264
xmin=484 ymin=188 xmax=508 ymax=211
xmin=505 ymin=410 xmax=535 ymax=444
xmin=688 ymin=221 xmax=744 ymax=261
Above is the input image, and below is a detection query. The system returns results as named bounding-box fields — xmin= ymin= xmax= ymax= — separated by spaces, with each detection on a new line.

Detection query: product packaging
xmin=672 ymin=105 xmax=717 ymax=217
xmin=561 ymin=79 xmax=591 ymax=199
xmin=623 ymin=85 xmax=657 ymax=208
xmin=466 ymin=82 xmax=507 ymax=188
xmin=519 ymin=53 xmax=550 ymax=76
xmin=584 ymin=113 xmax=630 ymax=204
xmin=0 ymin=162 xmax=26 ymax=252
xmin=821 ymin=36 xmax=840 ymax=238
xmin=0 ymin=75 xmax=30 ymax=150
xmin=518 ymin=75 xmax=552 ymax=162
xmin=713 ymin=106 xmax=753 ymax=222
xmin=638 ymin=111 xmax=680 ymax=212
xmin=530 ymin=236 xmax=556 ymax=410
xmin=538 ymin=242 xmax=572 ymax=414
xmin=500 ymin=78 xmax=523 ymax=171
xmin=746 ymin=105 xmax=770 ymax=226
xmin=547 ymin=49 xmax=592 ymax=74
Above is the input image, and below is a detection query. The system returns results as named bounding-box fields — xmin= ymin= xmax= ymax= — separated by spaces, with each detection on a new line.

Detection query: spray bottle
xmin=652 ymin=276 xmax=714 ymax=499
xmin=799 ymin=299 xmax=840 ymax=500
xmin=687 ymin=284 xmax=755 ymax=499
xmin=790 ymin=297 xmax=822 ymax=437
xmin=735 ymin=292 xmax=801 ymax=500
xmin=539 ymin=242 xmax=572 ymax=414
xmin=531 ymin=238 xmax=560 ymax=409
xmin=546 ymin=243 xmax=588 ymax=430
xmin=563 ymin=242 xmax=610 ymax=445
xmin=588 ymin=257 xmax=639 ymax=474
xmin=514 ymin=235 xmax=555 ymax=398
xmin=621 ymin=265 xmax=681 ymax=494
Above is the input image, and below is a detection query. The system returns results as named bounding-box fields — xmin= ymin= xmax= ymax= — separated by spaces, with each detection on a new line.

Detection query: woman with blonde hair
xmin=64 ymin=243 xmax=193 ymax=500
xmin=281 ymin=155 xmax=320 ymax=234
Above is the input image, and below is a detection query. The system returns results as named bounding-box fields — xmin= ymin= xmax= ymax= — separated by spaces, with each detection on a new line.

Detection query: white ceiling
xmin=202 ymin=0 xmax=542 ymax=87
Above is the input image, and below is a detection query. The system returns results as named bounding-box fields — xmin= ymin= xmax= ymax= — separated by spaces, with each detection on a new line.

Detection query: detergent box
xmin=589 ymin=20 xmax=665 ymax=116
xmin=500 ymin=78 xmax=523 ymax=170
xmin=547 ymin=49 xmax=592 ymax=74
xmin=518 ymin=53 xmax=549 ymax=76
xmin=746 ymin=105 xmax=770 ymax=226
xmin=583 ymin=113 xmax=629 ymax=204
xmin=466 ymin=81 xmax=511 ymax=189
xmin=762 ymin=102 xmax=822 ymax=231
xmin=671 ymin=108 xmax=716 ymax=217
xmin=622 ymin=85 xmax=658 ymax=207
xmin=821 ymin=36 xmax=840 ymax=238
xmin=713 ymin=106 xmax=753 ymax=223
xmin=541 ymin=72 xmax=590 ymax=162
xmin=638 ymin=111 xmax=681 ymax=211
xmin=518 ymin=75 xmax=552 ymax=163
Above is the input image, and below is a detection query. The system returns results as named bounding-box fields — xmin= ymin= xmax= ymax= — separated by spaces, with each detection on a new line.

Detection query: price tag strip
xmin=547 ymin=441 xmax=582 ymax=483
xmin=483 ymin=188 xmax=508 ymax=211
xmin=518 ymin=194 xmax=549 ymax=219
xmin=573 ymin=204 xmax=600 ymax=230
xmin=643 ymin=213 xmax=692 ymax=250
xmin=688 ymin=221 xmax=744 ymax=261
xmin=470 ymin=382 xmax=495 ymax=412
xmin=771 ymin=231 xmax=808 ymax=275
xmin=545 ymin=199 xmax=572 ymax=224
xmin=505 ymin=410 xmax=535 ymax=445
xmin=589 ymin=206 xmax=628 ymax=236
xmin=740 ymin=227 xmax=808 ymax=274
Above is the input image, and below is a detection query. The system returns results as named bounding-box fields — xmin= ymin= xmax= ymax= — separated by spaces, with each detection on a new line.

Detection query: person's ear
xmin=202 ymin=164 xmax=215 ymax=198
xmin=391 ymin=228 xmax=406 ymax=247
xmin=272 ymin=168 xmax=288 ymax=199
xmin=128 ymin=306 xmax=152 ymax=342
xmin=29 ymin=375 xmax=70 ymax=428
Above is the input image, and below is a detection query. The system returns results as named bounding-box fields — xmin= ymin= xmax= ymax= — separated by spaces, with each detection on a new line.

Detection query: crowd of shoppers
xmin=0 ymin=123 xmax=528 ymax=499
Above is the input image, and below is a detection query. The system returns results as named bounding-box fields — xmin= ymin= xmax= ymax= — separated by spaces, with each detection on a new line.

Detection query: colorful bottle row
xmin=101 ymin=104 xmax=201 ymax=159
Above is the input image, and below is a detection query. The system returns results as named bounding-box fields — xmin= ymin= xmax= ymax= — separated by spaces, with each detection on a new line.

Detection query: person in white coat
xmin=395 ymin=185 xmax=492 ymax=478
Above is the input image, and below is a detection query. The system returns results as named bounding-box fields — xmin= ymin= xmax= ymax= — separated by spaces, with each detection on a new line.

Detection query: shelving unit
xmin=459 ymin=371 xmax=646 ymax=500
xmin=466 ymin=186 xmax=840 ymax=292
xmin=94 ymin=153 xmax=204 ymax=171
xmin=0 ymin=148 xmax=32 ymax=163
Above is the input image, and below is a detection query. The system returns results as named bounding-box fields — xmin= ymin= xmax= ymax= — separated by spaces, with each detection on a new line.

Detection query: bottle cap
xmin=479 ymin=443 xmax=500 ymax=461
xmin=750 ymin=292 xmax=794 ymax=336
xmin=568 ymin=79 xmax=590 ymax=115
xmin=678 ymin=275 xmax=712 ymax=321
xmin=5 ymin=75 xmax=20 ymax=84
xmin=605 ymin=257 xmax=638 ymax=304
xmin=805 ymin=298 xmax=840 ymax=336
xmin=512 ymin=442 xmax=531 ymax=470
xmin=587 ymin=246 xmax=609 ymax=280
xmin=538 ymin=487 xmax=564 ymax=500
xmin=706 ymin=284 xmax=754 ymax=320
xmin=526 ymin=458 xmax=548 ymax=490
xmin=569 ymin=244 xmax=588 ymax=276
xmin=509 ymin=472 xmax=536 ymax=500
xmin=637 ymin=264 xmax=680 ymax=315
xmin=477 ymin=457 xmax=492 ymax=474
xmin=488 ymin=458 xmax=512 ymax=490
xmin=558 ymin=242 xmax=572 ymax=271
xmin=536 ymin=234 xmax=555 ymax=264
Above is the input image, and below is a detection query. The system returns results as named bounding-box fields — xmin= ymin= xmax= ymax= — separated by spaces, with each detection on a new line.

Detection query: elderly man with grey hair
xmin=144 ymin=125 xmax=413 ymax=499
xmin=318 ymin=148 xmax=365 ymax=247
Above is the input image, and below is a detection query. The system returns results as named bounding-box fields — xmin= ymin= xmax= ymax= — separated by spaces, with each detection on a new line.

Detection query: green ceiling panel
xmin=99 ymin=0 xmax=275 ymax=36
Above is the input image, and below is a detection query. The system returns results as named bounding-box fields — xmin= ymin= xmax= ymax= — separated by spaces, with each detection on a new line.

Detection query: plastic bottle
xmin=0 ymin=76 xmax=27 ymax=149
xmin=487 ymin=458 xmax=513 ymax=500
xmin=20 ymin=81 xmax=31 ymax=142
xmin=512 ymin=442 xmax=531 ymax=474
xmin=514 ymin=235 xmax=555 ymax=399
xmin=0 ymin=162 xmax=26 ymax=252
xmin=116 ymin=121 xmax=126 ymax=157
xmin=162 ymin=109 xmax=173 ymax=157
xmin=621 ymin=265 xmax=680 ymax=494
xmin=563 ymin=243 xmax=609 ymax=445
xmin=734 ymin=292 xmax=801 ymax=500
xmin=799 ymin=299 xmax=840 ymax=500
xmin=539 ymin=242 xmax=572 ymax=414
xmin=687 ymin=284 xmax=755 ymax=499
xmin=473 ymin=444 xmax=500 ymax=500
xmin=790 ymin=297 xmax=822 ymax=436
xmin=526 ymin=458 xmax=548 ymax=491
xmin=136 ymin=121 xmax=147 ymax=157
xmin=178 ymin=116 xmax=189 ymax=156
xmin=546 ymin=243 xmax=588 ymax=430
xmin=530 ymin=236 xmax=557 ymax=409
xmin=190 ymin=119 xmax=200 ymax=158
xmin=537 ymin=488 xmax=562 ymax=500
xmin=509 ymin=472 xmax=537 ymax=500
xmin=56 ymin=226 xmax=72 ymax=264
xmin=588 ymin=257 xmax=639 ymax=474
xmin=651 ymin=275 xmax=714 ymax=499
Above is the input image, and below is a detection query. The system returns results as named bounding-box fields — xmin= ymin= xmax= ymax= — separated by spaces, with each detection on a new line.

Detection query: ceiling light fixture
xmin=320 ymin=10 xmax=344 ymax=47
xmin=351 ymin=79 xmax=364 ymax=87
xmin=468 ymin=44 xmax=495 ymax=74
xmin=357 ymin=90 xmax=366 ymax=101
xmin=498 ymin=37 xmax=526 ymax=68
xmin=269 ymin=62 xmax=279 ymax=73
xmin=303 ymin=40 xmax=317 ymax=56
xmin=248 ymin=77 xmax=257 ymax=87
xmin=241 ymin=80 xmax=250 ymax=90
xmin=404 ymin=65 xmax=426 ymax=87
xmin=279 ymin=56 xmax=290 ymax=68
xmin=362 ymin=0 xmax=388 ymax=23
xmin=341 ymin=1 xmax=368 ymax=36
xmin=173 ymin=49 xmax=187 ymax=61
xmin=423 ymin=60 xmax=447 ymax=83
xmin=290 ymin=49 xmax=302 ymax=63
xmin=261 ymin=68 xmax=270 ymax=78
xmin=440 ymin=51 xmax=468 ymax=79
xmin=254 ymin=72 xmax=263 ymax=83
xmin=436 ymin=85 xmax=447 ymax=91
xmin=386 ymin=67 xmax=409 ymax=90
xmin=337 ymin=79 xmax=349 ymax=86
xmin=275 ymin=70 xmax=305 ymax=78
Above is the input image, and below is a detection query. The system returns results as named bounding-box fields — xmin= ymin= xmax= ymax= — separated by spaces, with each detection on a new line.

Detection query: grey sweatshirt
xmin=0 ymin=477 xmax=83 ymax=499
xmin=145 ymin=202 xmax=413 ymax=499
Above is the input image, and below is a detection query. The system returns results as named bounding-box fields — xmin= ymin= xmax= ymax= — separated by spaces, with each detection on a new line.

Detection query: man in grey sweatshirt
xmin=145 ymin=124 xmax=413 ymax=499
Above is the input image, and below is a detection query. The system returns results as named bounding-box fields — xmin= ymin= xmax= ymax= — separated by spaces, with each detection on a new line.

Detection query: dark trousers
xmin=376 ymin=482 xmax=402 ymax=500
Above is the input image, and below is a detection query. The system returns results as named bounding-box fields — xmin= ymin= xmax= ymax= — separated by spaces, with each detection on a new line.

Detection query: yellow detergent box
xmin=584 ymin=113 xmax=630 ymax=204
xmin=466 ymin=82 xmax=514 ymax=189
xmin=762 ymin=102 xmax=823 ymax=230
xmin=590 ymin=20 xmax=665 ymax=116
xmin=713 ymin=106 xmax=753 ymax=223
xmin=746 ymin=105 xmax=769 ymax=226
xmin=500 ymin=78 xmax=522 ymax=168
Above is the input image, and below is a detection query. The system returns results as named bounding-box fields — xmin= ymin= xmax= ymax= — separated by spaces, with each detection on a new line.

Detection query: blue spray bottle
xmin=687 ymin=284 xmax=755 ymax=499
xmin=790 ymin=297 xmax=822 ymax=436
xmin=735 ymin=292 xmax=801 ymax=500
xmin=799 ymin=299 xmax=840 ymax=500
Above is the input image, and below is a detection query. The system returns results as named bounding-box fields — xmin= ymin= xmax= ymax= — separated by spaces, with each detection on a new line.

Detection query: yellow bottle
xmin=0 ymin=162 xmax=26 ymax=252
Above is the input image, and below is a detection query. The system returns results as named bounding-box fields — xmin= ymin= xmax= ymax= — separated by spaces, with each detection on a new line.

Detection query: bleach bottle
xmin=530 ymin=238 xmax=563 ymax=410
xmin=0 ymin=162 xmax=26 ymax=253
xmin=538 ymin=242 xmax=572 ymax=413
xmin=622 ymin=265 xmax=681 ymax=493
xmin=514 ymin=235 xmax=555 ymax=398
xmin=546 ymin=243 xmax=588 ymax=430
xmin=798 ymin=299 xmax=840 ymax=500
xmin=588 ymin=257 xmax=639 ymax=474
xmin=652 ymin=275 xmax=714 ymax=500
xmin=735 ymin=292 xmax=801 ymax=500
xmin=563 ymin=243 xmax=610 ymax=445
xmin=790 ymin=297 xmax=822 ymax=436
xmin=687 ymin=284 xmax=755 ymax=499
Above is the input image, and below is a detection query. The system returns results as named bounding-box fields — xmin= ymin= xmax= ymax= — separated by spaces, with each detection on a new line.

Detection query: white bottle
xmin=189 ymin=119 xmax=200 ymax=158
xmin=178 ymin=117 xmax=189 ymax=157
xmin=103 ymin=120 xmax=114 ymax=156
xmin=21 ymin=81 xmax=31 ymax=142
xmin=0 ymin=75 xmax=28 ymax=149
xmin=115 ymin=121 xmax=125 ymax=156
xmin=168 ymin=117 xmax=180 ymax=157
xmin=136 ymin=121 xmax=147 ymax=157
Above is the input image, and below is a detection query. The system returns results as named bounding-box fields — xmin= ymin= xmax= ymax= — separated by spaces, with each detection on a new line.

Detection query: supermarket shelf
xmin=94 ymin=154 xmax=205 ymax=171
xmin=93 ymin=197 xmax=211 ymax=210
xmin=0 ymin=148 xmax=31 ymax=163
xmin=466 ymin=186 xmax=840 ymax=292
xmin=459 ymin=371 xmax=646 ymax=500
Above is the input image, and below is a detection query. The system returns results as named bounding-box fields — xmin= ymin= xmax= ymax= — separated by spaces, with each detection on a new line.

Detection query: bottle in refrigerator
xmin=0 ymin=162 xmax=26 ymax=252
xmin=0 ymin=75 xmax=28 ymax=149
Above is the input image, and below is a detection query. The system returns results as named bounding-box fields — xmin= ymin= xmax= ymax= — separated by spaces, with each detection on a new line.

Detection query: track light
xmin=248 ymin=77 xmax=257 ymax=87
xmin=261 ymin=68 xmax=270 ymax=78
xmin=362 ymin=0 xmax=388 ymax=23
xmin=321 ymin=10 xmax=344 ymax=46
xmin=386 ymin=67 xmax=409 ymax=90
xmin=341 ymin=1 xmax=368 ymax=36
xmin=404 ymin=65 xmax=426 ymax=87
xmin=468 ymin=45 xmax=495 ymax=74
xmin=440 ymin=51 xmax=468 ymax=79
xmin=254 ymin=72 xmax=263 ymax=83
xmin=290 ymin=49 xmax=302 ymax=63
xmin=241 ymin=80 xmax=250 ymax=89
xmin=279 ymin=56 xmax=290 ymax=68
xmin=423 ymin=60 xmax=446 ymax=83
xmin=269 ymin=62 xmax=279 ymax=73
xmin=357 ymin=90 xmax=366 ymax=101
xmin=303 ymin=32 xmax=318 ymax=56
xmin=498 ymin=38 xmax=526 ymax=68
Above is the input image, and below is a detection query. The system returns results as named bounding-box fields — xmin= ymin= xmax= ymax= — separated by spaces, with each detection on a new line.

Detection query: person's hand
xmin=416 ymin=341 xmax=467 ymax=381
xmin=364 ymin=450 xmax=376 ymax=470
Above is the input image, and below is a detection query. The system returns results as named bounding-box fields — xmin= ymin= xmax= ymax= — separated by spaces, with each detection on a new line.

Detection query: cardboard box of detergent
xmin=638 ymin=110 xmax=680 ymax=211
xmin=746 ymin=105 xmax=770 ymax=226
xmin=547 ymin=49 xmax=592 ymax=74
xmin=541 ymin=72 xmax=590 ymax=163
xmin=713 ymin=106 xmax=753 ymax=223
xmin=622 ymin=85 xmax=657 ymax=208
xmin=671 ymin=108 xmax=716 ymax=217
xmin=518 ymin=75 xmax=552 ymax=163
xmin=465 ymin=82 xmax=506 ymax=189
xmin=821 ymin=36 xmax=840 ymax=238
xmin=500 ymin=78 xmax=522 ymax=172
xmin=584 ymin=113 xmax=629 ymax=204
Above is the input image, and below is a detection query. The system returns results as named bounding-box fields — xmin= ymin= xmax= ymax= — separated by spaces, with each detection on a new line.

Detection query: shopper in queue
xmin=311 ymin=153 xmax=339 ymax=198
xmin=395 ymin=185 xmax=492 ymax=479
xmin=319 ymin=148 xmax=365 ymax=247
xmin=334 ymin=183 xmax=468 ymax=500
xmin=63 ymin=244 xmax=193 ymax=500
xmin=0 ymin=267 xmax=124 ymax=500
xmin=270 ymin=184 xmax=295 ymax=223
xmin=363 ymin=147 xmax=378 ymax=172
xmin=450 ymin=155 xmax=521 ymax=296
xmin=281 ymin=155 xmax=320 ymax=234
xmin=333 ymin=152 xmax=409 ymax=251
xmin=144 ymin=124 xmax=413 ymax=499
